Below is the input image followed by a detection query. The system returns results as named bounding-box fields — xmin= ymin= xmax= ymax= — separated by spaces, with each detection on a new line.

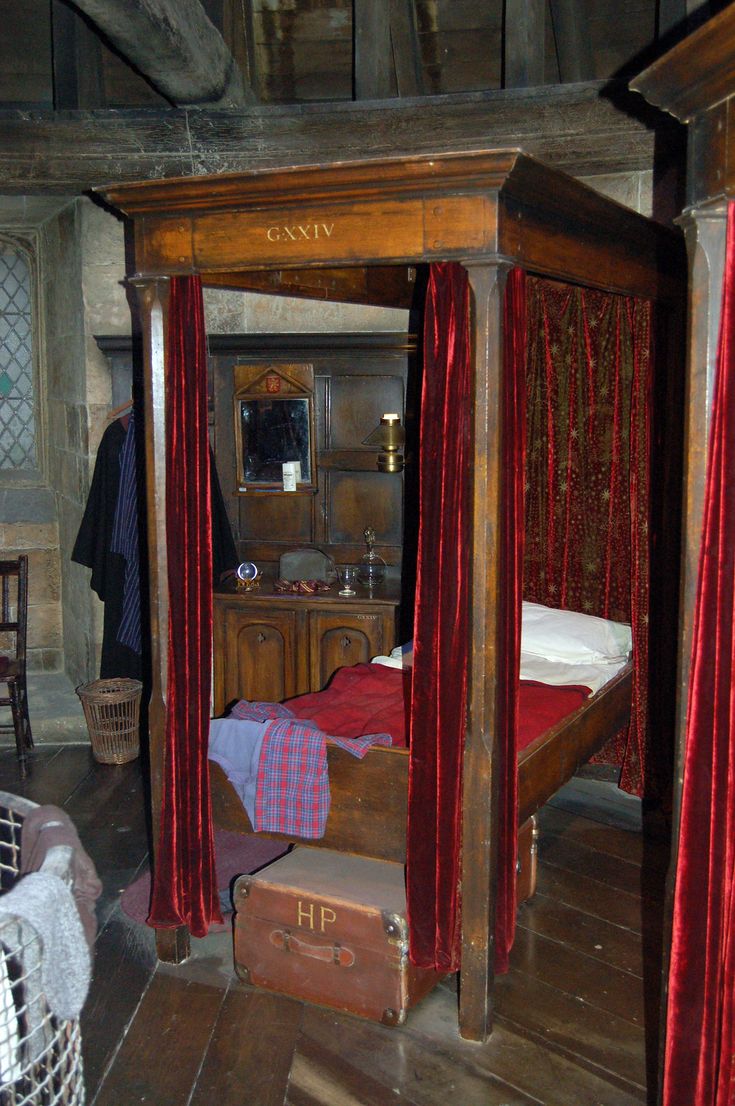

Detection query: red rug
xmin=121 ymin=829 xmax=288 ymax=933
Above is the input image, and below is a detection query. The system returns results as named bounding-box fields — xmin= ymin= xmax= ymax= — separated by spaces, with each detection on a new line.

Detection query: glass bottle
xmin=358 ymin=526 xmax=387 ymax=587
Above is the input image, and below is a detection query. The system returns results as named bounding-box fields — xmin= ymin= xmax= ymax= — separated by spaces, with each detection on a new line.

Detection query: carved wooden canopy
xmin=98 ymin=149 xmax=683 ymax=305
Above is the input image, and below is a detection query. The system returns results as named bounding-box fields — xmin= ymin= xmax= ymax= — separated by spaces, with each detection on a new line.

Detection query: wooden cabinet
xmin=213 ymin=577 xmax=400 ymax=714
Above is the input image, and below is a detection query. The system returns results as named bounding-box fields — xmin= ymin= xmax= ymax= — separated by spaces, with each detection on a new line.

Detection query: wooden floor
xmin=0 ymin=745 xmax=670 ymax=1106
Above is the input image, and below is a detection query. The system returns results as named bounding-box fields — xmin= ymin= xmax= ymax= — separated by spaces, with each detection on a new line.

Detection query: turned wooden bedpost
xmin=132 ymin=275 xmax=191 ymax=964
xmin=460 ymin=258 xmax=512 ymax=1043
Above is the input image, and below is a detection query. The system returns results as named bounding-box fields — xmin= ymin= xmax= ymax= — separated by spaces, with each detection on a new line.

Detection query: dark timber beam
xmin=504 ymin=0 xmax=546 ymax=87
xmin=390 ymin=0 xmax=425 ymax=97
xmin=0 ymin=82 xmax=670 ymax=195
xmin=67 ymin=0 xmax=253 ymax=107
xmin=51 ymin=0 xmax=105 ymax=109
xmin=354 ymin=0 xmax=395 ymax=99
xmin=549 ymin=0 xmax=595 ymax=82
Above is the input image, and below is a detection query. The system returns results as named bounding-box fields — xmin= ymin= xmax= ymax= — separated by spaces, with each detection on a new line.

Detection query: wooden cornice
xmin=98 ymin=148 xmax=684 ymax=304
xmin=631 ymin=3 xmax=735 ymax=123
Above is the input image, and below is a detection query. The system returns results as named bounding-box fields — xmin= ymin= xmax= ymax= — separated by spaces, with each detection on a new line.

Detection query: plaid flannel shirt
xmin=229 ymin=700 xmax=391 ymax=838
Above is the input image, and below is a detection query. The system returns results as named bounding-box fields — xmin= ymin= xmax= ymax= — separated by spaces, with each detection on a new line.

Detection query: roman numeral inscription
xmin=266 ymin=223 xmax=335 ymax=242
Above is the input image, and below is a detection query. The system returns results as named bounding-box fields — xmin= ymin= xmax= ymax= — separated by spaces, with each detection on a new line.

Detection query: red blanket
xmin=286 ymin=663 xmax=590 ymax=752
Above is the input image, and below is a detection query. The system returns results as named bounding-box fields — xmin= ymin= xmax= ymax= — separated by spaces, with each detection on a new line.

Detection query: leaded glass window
xmin=0 ymin=246 xmax=35 ymax=470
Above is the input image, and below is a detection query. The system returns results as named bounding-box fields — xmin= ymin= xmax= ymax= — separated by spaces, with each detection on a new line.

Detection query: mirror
xmin=234 ymin=362 xmax=316 ymax=493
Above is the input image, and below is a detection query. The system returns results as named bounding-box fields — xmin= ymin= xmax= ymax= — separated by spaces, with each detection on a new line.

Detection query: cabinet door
xmin=309 ymin=607 xmax=394 ymax=691
xmin=214 ymin=605 xmax=300 ymax=713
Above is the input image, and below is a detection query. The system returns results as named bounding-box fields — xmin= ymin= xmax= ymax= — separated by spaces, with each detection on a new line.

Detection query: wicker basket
xmin=76 ymin=679 xmax=142 ymax=765
xmin=0 ymin=790 xmax=86 ymax=1105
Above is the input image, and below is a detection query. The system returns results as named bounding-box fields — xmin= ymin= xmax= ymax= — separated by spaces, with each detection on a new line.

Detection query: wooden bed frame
xmin=211 ymin=663 xmax=633 ymax=863
xmin=99 ymin=149 xmax=682 ymax=1042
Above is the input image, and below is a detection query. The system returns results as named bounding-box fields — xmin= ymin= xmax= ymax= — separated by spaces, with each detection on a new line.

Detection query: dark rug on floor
xmin=121 ymin=830 xmax=289 ymax=933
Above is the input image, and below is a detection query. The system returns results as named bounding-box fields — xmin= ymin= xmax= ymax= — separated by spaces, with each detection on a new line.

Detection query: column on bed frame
xmin=133 ymin=276 xmax=191 ymax=965
xmin=671 ymin=208 xmax=727 ymax=837
xmin=459 ymin=259 xmax=512 ymax=1042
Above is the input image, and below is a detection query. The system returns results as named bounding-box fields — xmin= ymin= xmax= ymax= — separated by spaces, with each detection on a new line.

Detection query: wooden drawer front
xmin=309 ymin=609 xmax=389 ymax=690
xmin=221 ymin=608 xmax=299 ymax=708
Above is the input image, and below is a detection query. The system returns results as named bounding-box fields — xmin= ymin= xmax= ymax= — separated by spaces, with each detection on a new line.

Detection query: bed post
xmin=459 ymin=258 xmax=512 ymax=1042
xmin=671 ymin=207 xmax=726 ymax=835
xmin=132 ymin=276 xmax=191 ymax=964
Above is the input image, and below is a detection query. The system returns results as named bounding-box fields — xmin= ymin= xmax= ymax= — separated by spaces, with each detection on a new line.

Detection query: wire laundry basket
xmin=76 ymin=679 xmax=142 ymax=765
xmin=0 ymin=791 xmax=85 ymax=1105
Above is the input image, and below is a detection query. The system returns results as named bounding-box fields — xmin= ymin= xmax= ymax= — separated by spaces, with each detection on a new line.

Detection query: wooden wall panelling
xmin=209 ymin=332 xmax=415 ymax=572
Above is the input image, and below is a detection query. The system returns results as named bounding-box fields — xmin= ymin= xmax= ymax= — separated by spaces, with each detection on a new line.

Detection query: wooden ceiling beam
xmin=549 ymin=0 xmax=595 ymax=82
xmin=0 ymin=83 xmax=670 ymax=195
xmin=354 ymin=0 xmax=395 ymax=99
xmin=66 ymin=0 xmax=253 ymax=107
xmin=504 ymin=0 xmax=546 ymax=87
xmin=51 ymin=0 xmax=105 ymax=109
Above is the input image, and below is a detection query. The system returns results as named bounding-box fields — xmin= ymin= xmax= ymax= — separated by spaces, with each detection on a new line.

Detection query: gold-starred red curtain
xmin=524 ymin=277 xmax=652 ymax=795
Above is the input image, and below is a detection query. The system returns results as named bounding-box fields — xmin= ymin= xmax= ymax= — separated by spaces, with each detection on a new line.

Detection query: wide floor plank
xmin=191 ymin=985 xmax=302 ymax=1106
xmin=495 ymin=971 xmax=647 ymax=1093
xmin=509 ymin=924 xmax=645 ymax=1025
xmin=518 ymin=891 xmax=645 ymax=975
xmin=81 ymin=910 xmax=157 ymax=1099
xmin=92 ymin=971 xmax=226 ymax=1106
xmin=297 ymin=1004 xmax=541 ymax=1106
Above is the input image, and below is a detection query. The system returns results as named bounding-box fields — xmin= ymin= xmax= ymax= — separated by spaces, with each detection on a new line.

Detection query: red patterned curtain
xmin=662 ymin=205 xmax=735 ymax=1106
xmin=407 ymin=262 xmax=472 ymax=972
xmin=524 ymin=278 xmax=652 ymax=795
xmin=148 ymin=276 xmax=222 ymax=937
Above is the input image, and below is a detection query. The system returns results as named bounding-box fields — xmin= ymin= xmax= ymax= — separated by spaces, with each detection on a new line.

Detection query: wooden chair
xmin=0 ymin=556 xmax=33 ymax=766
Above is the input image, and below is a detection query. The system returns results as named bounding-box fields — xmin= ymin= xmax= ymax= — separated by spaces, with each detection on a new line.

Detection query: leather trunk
xmin=233 ymin=848 xmax=443 ymax=1026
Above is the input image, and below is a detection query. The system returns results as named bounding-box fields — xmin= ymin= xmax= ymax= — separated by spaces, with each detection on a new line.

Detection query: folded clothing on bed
xmin=210 ymin=701 xmax=391 ymax=839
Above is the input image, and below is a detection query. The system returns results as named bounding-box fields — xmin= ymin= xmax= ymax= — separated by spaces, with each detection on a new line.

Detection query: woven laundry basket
xmin=76 ymin=679 xmax=142 ymax=765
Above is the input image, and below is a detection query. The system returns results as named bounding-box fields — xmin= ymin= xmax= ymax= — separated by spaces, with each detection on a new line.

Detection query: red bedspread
xmin=286 ymin=663 xmax=590 ymax=752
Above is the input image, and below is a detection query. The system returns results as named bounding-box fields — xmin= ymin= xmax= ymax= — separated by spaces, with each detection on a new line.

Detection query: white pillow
xmin=521 ymin=601 xmax=632 ymax=664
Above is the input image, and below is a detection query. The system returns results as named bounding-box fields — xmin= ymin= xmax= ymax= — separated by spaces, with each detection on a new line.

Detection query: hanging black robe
xmin=73 ymin=417 xmax=237 ymax=680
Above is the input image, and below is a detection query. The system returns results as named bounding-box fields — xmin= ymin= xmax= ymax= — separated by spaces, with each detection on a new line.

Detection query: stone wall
xmin=54 ymin=200 xmax=129 ymax=686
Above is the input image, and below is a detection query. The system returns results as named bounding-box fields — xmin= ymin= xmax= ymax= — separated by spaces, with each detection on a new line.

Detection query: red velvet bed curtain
xmin=524 ymin=278 xmax=652 ymax=795
xmin=662 ymin=205 xmax=735 ymax=1106
xmin=407 ymin=262 xmax=471 ymax=972
xmin=148 ymin=275 xmax=222 ymax=937
xmin=407 ymin=264 xmax=526 ymax=973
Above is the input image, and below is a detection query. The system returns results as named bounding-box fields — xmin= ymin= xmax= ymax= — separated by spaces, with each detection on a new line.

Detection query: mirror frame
xmin=233 ymin=361 xmax=317 ymax=494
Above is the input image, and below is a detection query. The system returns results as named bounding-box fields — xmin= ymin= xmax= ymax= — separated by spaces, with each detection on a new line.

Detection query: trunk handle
xmin=270 ymin=928 xmax=355 ymax=967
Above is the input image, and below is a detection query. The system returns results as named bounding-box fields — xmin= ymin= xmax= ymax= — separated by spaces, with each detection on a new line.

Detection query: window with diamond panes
xmin=0 ymin=246 xmax=35 ymax=470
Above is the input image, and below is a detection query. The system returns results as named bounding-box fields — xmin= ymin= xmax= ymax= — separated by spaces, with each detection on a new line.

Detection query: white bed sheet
xmin=372 ymin=645 xmax=628 ymax=694
xmin=518 ymin=652 xmax=628 ymax=695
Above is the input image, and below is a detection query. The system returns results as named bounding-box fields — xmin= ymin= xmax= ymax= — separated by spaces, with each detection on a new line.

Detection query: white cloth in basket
xmin=0 ymin=870 xmax=91 ymax=1021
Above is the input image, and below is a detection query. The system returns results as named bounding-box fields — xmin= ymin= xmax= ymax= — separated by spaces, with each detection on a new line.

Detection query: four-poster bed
xmin=98 ymin=149 xmax=682 ymax=1042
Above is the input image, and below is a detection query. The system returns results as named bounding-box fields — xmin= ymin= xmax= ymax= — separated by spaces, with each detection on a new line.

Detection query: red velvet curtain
xmin=407 ymin=262 xmax=472 ymax=972
xmin=524 ymin=278 xmax=652 ymax=795
xmin=662 ymin=205 xmax=735 ymax=1106
xmin=407 ymin=264 xmax=526 ymax=973
xmin=148 ymin=276 xmax=222 ymax=937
